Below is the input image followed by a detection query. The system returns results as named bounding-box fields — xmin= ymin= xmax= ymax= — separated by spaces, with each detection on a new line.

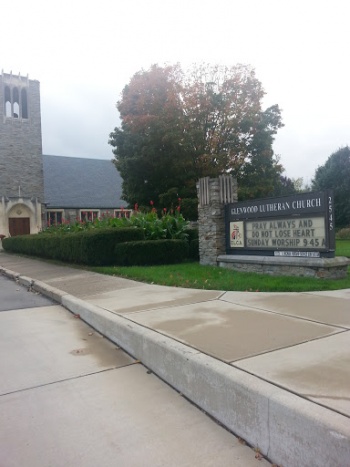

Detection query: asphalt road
xmin=0 ymin=274 xmax=54 ymax=311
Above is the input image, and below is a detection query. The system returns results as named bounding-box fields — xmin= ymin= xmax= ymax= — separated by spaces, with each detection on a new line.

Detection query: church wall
xmin=0 ymin=73 xmax=44 ymax=200
xmin=0 ymin=72 xmax=44 ymax=236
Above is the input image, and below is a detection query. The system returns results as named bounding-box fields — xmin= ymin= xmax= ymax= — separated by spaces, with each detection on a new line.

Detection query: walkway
xmin=1 ymin=252 xmax=349 ymax=467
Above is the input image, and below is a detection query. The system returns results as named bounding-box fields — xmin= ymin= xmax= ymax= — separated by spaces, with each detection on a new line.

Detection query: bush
xmin=78 ymin=228 xmax=143 ymax=265
xmin=115 ymin=240 xmax=189 ymax=266
xmin=185 ymin=227 xmax=199 ymax=260
xmin=180 ymin=198 xmax=198 ymax=221
xmin=3 ymin=228 xmax=144 ymax=266
xmin=186 ymin=227 xmax=198 ymax=242
xmin=2 ymin=213 xmax=195 ymax=265
xmin=337 ymin=227 xmax=350 ymax=239
xmin=189 ymin=239 xmax=199 ymax=260
xmin=41 ymin=211 xmax=190 ymax=241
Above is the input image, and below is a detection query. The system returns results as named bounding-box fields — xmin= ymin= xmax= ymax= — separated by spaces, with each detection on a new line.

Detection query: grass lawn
xmin=93 ymin=240 xmax=350 ymax=293
xmin=336 ymin=239 xmax=350 ymax=257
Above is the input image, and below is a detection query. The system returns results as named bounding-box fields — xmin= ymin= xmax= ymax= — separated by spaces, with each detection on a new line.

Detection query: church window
xmin=4 ymin=86 xmax=11 ymax=117
xmin=80 ymin=210 xmax=99 ymax=222
xmin=47 ymin=211 xmax=63 ymax=225
xmin=114 ymin=209 xmax=131 ymax=218
xmin=13 ymin=88 xmax=19 ymax=118
xmin=21 ymin=88 xmax=28 ymax=118
xmin=3 ymin=85 xmax=29 ymax=118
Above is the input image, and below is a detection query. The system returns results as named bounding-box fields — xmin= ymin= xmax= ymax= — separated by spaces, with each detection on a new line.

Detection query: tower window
xmin=3 ymin=84 xmax=29 ymax=119
xmin=4 ymin=86 xmax=11 ymax=117
xmin=13 ymin=103 xmax=19 ymax=118
xmin=5 ymin=101 xmax=11 ymax=117
xmin=21 ymin=88 xmax=28 ymax=118
xmin=12 ymin=88 xmax=19 ymax=118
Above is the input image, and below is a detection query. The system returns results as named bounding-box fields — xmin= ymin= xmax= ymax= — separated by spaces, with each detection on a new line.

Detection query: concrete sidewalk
xmin=1 ymin=252 xmax=349 ymax=467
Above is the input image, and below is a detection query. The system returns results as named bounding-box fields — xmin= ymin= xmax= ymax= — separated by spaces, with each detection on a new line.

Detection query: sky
xmin=2 ymin=0 xmax=349 ymax=185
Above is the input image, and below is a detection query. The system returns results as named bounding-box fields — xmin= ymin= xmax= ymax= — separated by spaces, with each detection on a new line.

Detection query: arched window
xmin=4 ymin=86 xmax=11 ymax=117
xmin=3 ymin=84 xmax=29 ymax=119
xmin=12 ymin=88 xmax=19 ymax=118
xmin=21 ymin=88 xmax=28 ymax=118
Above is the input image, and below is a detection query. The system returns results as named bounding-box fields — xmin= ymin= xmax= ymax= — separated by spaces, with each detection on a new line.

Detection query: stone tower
xmin=0 ymin=71 xmax=44 ymax=237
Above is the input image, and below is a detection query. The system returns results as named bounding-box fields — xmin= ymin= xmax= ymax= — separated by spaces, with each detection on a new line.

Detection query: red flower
xmin=134 ymin=203 xmax=138 ymax=211
xmin=178 ymin=197 xmax=181 ymax=203
xmin=163 ymin=207 xmax=167 ymax=213
xmin=176 ymin=205 xmax=181 ymax=212
xmin=150 ymin=200 xmax=154 ymax=206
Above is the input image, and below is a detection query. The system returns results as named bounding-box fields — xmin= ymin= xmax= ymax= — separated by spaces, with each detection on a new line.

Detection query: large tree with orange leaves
xmin=109 ymin=63 xmax=287 ymax=208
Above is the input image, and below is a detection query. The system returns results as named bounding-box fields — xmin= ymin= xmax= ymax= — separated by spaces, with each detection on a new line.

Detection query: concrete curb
xmin=0 ymin=267 xmax=20 ymax=281
xmin=3 ymin=270 xmax=350 ymax=467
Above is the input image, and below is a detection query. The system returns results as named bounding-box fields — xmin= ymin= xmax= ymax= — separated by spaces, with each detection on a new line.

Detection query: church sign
xmin=225 ymin=191 xmax=335 ymax=258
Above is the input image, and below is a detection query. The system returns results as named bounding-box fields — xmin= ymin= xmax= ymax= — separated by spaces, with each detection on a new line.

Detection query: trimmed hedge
xmin=2 ymin=228 xmax=144 ymax=266
xmin=115 ymin=239 xmax=189 ymax=266
xmin=2 ymin=229 xmax=191 ymax=266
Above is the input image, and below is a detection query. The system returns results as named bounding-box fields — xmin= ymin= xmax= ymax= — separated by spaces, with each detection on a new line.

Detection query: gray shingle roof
xmin=43 ymin=155 xmax=127 ymax=209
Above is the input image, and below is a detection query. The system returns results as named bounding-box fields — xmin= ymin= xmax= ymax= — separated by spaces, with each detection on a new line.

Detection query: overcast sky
xmin=2 ymin=0 xmax=349 ymax=184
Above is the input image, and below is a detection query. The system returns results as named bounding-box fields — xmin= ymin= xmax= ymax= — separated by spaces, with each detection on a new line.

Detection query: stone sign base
xmin=217 ymin=255 xmax=350 ymax=279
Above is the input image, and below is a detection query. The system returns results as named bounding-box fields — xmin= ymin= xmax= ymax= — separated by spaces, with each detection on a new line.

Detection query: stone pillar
xmin=197 ymin=175 xmax=237 ymax=266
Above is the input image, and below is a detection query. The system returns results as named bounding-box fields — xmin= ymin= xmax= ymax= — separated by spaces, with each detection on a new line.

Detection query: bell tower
xmin=0 ymin=70 xmax=44 ymax=237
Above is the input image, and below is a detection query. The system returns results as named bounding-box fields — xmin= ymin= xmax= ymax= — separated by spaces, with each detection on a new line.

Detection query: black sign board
xmin=225 ymin=191 xmax=335 ymax=257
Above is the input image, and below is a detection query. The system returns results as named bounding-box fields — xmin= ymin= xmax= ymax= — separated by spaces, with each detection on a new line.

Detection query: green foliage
xmin=3 ymin=228 xmax=144 ymax=266
xmin=109 ymin=63 xmax=285 ymax=206
xmin=189 ymin=239 xmax=199 ymax=260
xmin=3 ymin=212 xmax=192 ymax=266
xmin=337 ymin=228 xmax=350 ymax=240
xmin=312 ymin=146 xmax=350 ymax=228
xmin=41 ymin=210 xmax=189 ymax=241
xmin=178 ymin=227 xmax=200 ymax=260
xmin=180 ymin=198 xmax=198 ymax=221
xmin=115 ymin=239 xmax=189 ymax=266
xmin=93 ymin=262 xmax=350 ymax=292
xmin=335 ymin=239 xmax=350 ymax=257
xmin=77 ymin=229 xmax=144 ymax=265
xmin=42 ymin=213 xmax=131 ymax=234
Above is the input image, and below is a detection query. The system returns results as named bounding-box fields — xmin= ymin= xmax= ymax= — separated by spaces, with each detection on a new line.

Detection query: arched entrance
xmin=0 ymin=198 xmax=43 ymax=237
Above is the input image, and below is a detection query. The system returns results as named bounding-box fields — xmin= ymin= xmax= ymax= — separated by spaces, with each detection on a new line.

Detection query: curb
xmin=2 ymin=268 xmax=350 ymax=467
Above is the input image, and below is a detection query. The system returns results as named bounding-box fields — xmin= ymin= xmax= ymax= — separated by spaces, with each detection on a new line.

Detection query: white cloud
xmin=3 ymin=0 xmax=349 ymax=180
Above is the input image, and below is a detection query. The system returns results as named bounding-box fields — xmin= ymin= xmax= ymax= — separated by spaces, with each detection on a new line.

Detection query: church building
xmin=0 ymin=71 xmax=127 ymax=237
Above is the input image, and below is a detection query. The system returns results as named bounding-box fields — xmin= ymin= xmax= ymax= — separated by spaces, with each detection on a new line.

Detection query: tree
xmin=109 ymin=63 xmax=286 ymax=208
xmin=312 ymin=146 xmax=350 ymax=227
xmin=110 ymin=65 xmax=195 ymax=207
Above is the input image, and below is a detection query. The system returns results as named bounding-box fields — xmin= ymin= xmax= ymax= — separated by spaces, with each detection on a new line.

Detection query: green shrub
xmin=3 ymin=228 xmax=144 ymax=266
xmin=180 ymin=198 xmax=198 ymax=221
xmin=186 ymin=227 xmax=198 ymax=242
xmin=337 ymin=227 xmax=350 ymax=239
xmin=189 ymin=239 xmax=199 ymax=260
xmin=185 ymin=227 xmax=199 ymax=260
xmin=115 ymin=240 xmax=189 ymax=266
xmin=40 ymin=211 xmax=190 ymax=241
xmin=78 ymin=228 xmax=144 ymax=265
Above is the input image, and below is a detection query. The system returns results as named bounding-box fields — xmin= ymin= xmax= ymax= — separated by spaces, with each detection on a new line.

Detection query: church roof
xmin=43 ymin=154 xmax=127 ymax=209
